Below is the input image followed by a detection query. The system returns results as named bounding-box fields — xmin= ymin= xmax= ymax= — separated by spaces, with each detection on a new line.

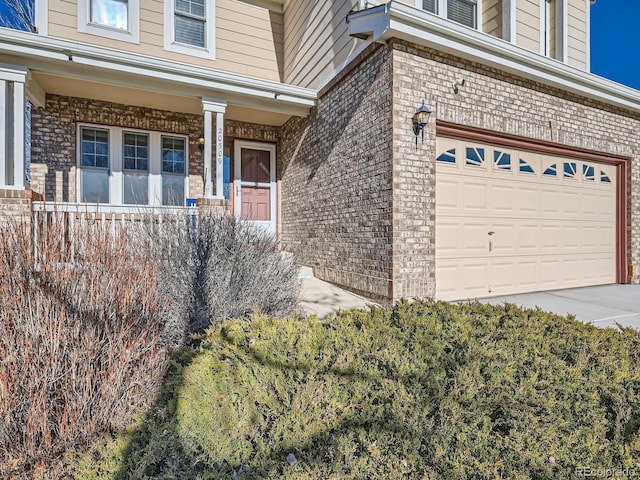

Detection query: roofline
xmin=347 ymin=1 xmax=640 ymax=114
xmin=0 ymin=27 xmax=317 ymax=116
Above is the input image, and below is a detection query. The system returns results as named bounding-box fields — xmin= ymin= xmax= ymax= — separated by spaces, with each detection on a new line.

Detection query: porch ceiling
xmin=33 ymin=73 xmax=292 ymax=126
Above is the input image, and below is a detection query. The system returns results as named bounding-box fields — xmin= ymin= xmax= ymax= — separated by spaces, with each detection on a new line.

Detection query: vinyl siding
xmin=483 ymin=0 xmax=502 ymax=39
xmin=283 ymin=0 xmax=360 ymax=89
xmin=516 ymin=0 xmax=540 ymax=53
xmin=567 ymin=0 xmax=587 ymax=70
xmin=46 ymin=0 xmax=284 ymax=82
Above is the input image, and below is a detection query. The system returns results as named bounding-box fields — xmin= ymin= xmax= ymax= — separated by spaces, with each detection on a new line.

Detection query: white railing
xmin=31 ymin=201 xmax=198 ymax=263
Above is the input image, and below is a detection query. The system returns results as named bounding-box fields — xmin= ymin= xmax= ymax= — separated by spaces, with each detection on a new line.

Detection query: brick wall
xmin=29 ymin=95 xmax=278 ymax=202
xmin=279 ymin=45 xmax=395 ymax=299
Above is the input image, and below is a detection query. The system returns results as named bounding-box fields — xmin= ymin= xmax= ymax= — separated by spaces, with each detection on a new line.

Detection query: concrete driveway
xmin=475 ymin=284 xmax=640 ymax=330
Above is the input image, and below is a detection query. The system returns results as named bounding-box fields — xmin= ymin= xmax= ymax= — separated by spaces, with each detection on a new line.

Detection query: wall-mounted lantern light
xmin=412 ymin=101 xmax=432 ymax=148
xmin=198 ymin=133 xmax=205 ymax=151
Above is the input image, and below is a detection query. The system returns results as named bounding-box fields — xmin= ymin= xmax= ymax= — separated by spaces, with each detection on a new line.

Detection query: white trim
xmin=76 ymin=124 xmax=189 ymax=206
xmin=12 ymin=81 xmax=25 ymax=188
xmin=0 ymin=81 xmax=6 ymax=187
xmin=234 ymin=140 xmax=277 ymax=234
xmin=502 ymin=0 xmax=515 ymax=42
xmin=35 ymin=0 xmax=48 ymax=36
xmin=415 ymin=0 xmax=482 ymax=30
xmin=585 ymin=0 xmax=591 ymax=71
xmin=164 ymin=0 xmax=215 ymax=60
xmin=346 ymin=2 xmax=640 ymax=113
xmin=539 ymin=0 xmax=547 ymax=56
xmin=0 ymin=29 xmax=315 ymax=115
xmin=77 ymin=0 xmax=140 ymax=44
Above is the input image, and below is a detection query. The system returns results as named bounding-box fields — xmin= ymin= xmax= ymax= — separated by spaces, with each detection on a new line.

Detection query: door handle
xmin=488 ymin=231 xmax=495 ymax=236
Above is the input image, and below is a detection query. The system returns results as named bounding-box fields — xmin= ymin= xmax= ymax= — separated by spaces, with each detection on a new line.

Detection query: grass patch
xmin=75 ymin=301 xmax=640 ymax=479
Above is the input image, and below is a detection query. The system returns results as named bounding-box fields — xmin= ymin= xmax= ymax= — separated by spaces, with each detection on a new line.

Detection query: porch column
xmin=0 ymin=65 xmax=28 ymax=189
xmin=201 ymin=98 xmax=227 ymax=199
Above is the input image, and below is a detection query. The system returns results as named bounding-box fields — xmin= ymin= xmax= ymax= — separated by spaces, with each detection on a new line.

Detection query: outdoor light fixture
xmin=198 ymin=133 xmax=205 ymax=151
xmin=412 ymin=101 xmax=432 ymax=148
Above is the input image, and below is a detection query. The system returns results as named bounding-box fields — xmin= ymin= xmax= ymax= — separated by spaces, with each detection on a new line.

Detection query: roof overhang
xmin=347 ymin=1 xmax=640 ymax=114
xmin=0 ymin=27 xmax=316 ymax=117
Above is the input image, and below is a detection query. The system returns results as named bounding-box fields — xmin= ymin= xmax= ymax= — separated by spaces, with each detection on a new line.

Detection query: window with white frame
xmin=165 ymin=0 xmax=215 ymax=59
xmin=78 ymin=0 xmax=140 ymax=43
xmin=419 ymin=0 xmax=478 ymax=29
xmin=78 ymin=125 xmax=188 ymax=206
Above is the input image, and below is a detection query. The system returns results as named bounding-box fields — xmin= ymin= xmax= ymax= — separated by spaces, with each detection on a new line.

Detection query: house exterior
xmin=0 ymin=0 xmax=638 ymax=302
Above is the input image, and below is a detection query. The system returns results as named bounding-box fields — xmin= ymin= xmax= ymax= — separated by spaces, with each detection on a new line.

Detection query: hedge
xmin=74 ymin=301 xmax=640 ymax=479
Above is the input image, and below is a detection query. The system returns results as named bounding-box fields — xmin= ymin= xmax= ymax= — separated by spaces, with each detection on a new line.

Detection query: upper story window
xmin=165 ymin=0 xmax=216 ymax=60
xmin=420 ymin=0 xmax=478 ymax=29
xmin=78 ymin=0 xmax=140 ymax=43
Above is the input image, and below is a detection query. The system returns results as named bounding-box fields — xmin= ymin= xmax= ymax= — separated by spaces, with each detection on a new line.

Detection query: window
xmin=78 ymin=0 xmax=140 ymax=43
xmin=161 ymin=136 xmax=186 ymax=206
xmin=418 ymin=0 xmax=478 ymax=29
xmin=541 ymin=0 xmax=566 ymax=61
xmin=80 ymin=127 xmax=110 ymax=203
xmin=78 ymin=125 xmax=188 ymax=206
xmin=123 ymin=132 xmax=149 ymax=205
xmin=165 ymin=0 xmax=215 ymax=59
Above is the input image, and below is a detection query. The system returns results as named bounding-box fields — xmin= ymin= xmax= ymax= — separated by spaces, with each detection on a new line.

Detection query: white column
xmin=0 ymin=80 xmax=6 ymax=187
xmin=12 ymin=81 xmax=25 ymax=188
xmin=215 ymin=111 xmax=224 ymax=198
xmin=0 ymin=65 xmax=29 ymax=189
xmin=203 ymin=109 xmax=213 ymax=197
xmin=201 ymin=98 xmax=227 ymax=199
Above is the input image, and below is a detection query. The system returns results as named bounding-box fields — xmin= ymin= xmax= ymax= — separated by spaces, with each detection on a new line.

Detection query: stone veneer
xmin=29 ymin=95 xmax=279 ymax=203
xmin=279 ymin=39 xmax=640 ymax=301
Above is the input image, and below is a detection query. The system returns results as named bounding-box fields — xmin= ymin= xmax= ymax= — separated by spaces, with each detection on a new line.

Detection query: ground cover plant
xmin=76 ymin=301 xmax=640 ymax=479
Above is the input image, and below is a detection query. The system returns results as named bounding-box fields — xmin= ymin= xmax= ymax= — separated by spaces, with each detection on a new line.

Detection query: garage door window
xmin=437 ymin=148 xmax=456 ymax=163
xmin=465 ymin=147 xmax=484 ymax=166
xmin=519 ymin=158 xmax=535 ymax=174
xmin=494 ymin=151 xmax=511 ymax=171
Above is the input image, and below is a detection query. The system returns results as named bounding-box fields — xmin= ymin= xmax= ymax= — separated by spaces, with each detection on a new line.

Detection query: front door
xmin=234 ymin=141 xmax=276 ymax=233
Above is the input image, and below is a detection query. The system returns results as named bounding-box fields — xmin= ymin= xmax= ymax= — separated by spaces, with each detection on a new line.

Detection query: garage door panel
xmin=436 ymin=138 xmax=618 ymax=301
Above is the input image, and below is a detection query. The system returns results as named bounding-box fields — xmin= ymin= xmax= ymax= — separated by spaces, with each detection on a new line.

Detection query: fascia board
xmin=0 ymin=63 xmax=29 ymax=82
xmin=348 ymin=2 xmax=640 ymax=114
xmin=0 ymin=28 xmax=316 ymax=109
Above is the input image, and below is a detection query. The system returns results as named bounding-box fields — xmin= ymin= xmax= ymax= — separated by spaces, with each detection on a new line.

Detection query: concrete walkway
xmin=299 ymin=269 xmax=377 ymax=318
xmin=475 ymin=284 xmax=640 ymax=330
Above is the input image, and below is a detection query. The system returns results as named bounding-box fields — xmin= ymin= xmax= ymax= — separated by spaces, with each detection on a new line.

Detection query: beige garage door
xmin=435 ymin=137 xmax=617 ymax=301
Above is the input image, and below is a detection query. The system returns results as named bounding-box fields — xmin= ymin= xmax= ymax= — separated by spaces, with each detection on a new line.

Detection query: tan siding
xmin=483 ymin=0 xmax=502 ymax=38
xmin=567 ymin=0 xmax=587 ymax=70
xmin=46 ymin=0 xmax=284 ymax=82
xmin=284 ymin=0 xmax=360 ymax=89
xmin=516 ymin=0 xmax=540 ymax=52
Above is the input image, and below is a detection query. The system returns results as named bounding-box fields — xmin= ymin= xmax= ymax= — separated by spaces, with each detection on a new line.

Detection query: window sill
xmin=164 ymin=41 xmax=215 ymax=60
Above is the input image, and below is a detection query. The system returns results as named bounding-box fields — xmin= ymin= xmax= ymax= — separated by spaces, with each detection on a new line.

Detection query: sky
xmin=590 ymin=0 xmax=640 ymax=91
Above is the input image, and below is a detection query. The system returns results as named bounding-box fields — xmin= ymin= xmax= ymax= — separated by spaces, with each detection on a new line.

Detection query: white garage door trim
xmin=435 ymin=124 xmax=628 ymax=302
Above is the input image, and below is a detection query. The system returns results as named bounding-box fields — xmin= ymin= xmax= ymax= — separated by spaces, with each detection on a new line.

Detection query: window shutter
xmin=447 ymin=0 xmax=477 ymax=28
xmin=422 ymin=0 xmax=436 ymax=13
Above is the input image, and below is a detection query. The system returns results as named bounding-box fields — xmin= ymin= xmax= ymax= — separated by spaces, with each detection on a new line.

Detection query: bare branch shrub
xmin=158 ymin=213 xmax=301 ymax=333
xmin=0 ymin=217 xmax=171 ymax=478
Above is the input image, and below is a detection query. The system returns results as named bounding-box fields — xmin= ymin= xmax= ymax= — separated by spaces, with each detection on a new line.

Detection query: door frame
xmin=233 ymin=140 xmax=277 ymax=234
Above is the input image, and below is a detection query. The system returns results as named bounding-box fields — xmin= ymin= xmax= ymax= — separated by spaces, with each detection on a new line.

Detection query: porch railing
xmin=31 ymin=201 xmax=198 ymax=263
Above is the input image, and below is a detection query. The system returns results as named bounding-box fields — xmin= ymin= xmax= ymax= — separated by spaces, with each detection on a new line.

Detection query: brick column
xmin=196 ymin=197 xmax=231 ymax=216
xmin=0 ymin=188 xmax=42 ymax=226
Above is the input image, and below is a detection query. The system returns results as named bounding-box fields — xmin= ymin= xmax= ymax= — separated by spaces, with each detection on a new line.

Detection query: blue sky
xmin=590 ymin=0 xmax=640 ymax=91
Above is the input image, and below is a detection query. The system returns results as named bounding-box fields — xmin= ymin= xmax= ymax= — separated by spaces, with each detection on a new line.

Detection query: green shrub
xmin=75 ymin=301 xmax=640 ymax=479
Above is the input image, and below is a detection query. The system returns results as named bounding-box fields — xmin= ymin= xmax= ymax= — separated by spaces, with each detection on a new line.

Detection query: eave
xmin=347 ymin=1 xmax=640 ymax=114
xmin=0 ymin=27 xmax=317 ymax=117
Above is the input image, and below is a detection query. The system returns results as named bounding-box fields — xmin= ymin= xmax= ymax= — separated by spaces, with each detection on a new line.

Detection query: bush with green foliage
xmin=75 ymin=301 xmax=640 ymax=479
